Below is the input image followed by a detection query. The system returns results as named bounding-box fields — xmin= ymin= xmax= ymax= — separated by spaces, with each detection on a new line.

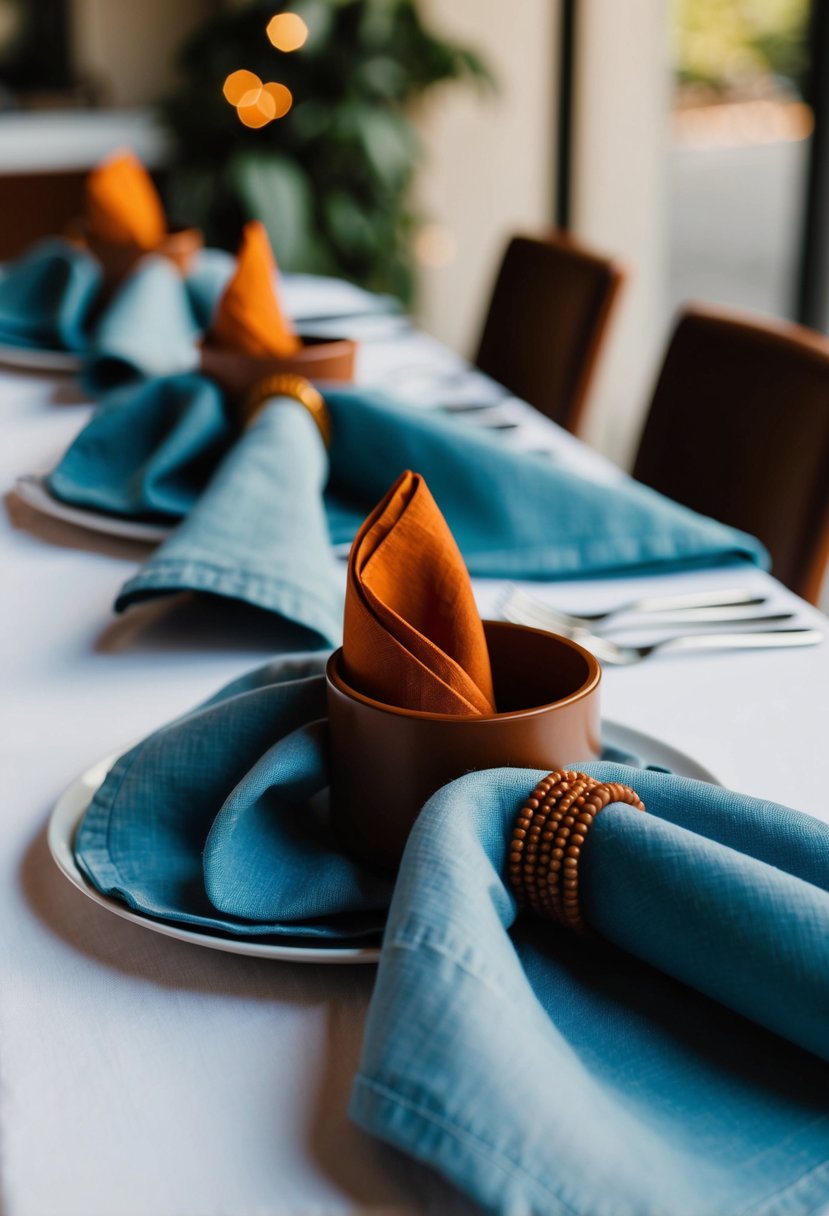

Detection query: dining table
xmin=1 ymin=278 xmax=828 ymax=1216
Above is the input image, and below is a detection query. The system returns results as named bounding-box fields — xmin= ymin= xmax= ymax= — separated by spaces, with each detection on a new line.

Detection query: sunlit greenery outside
xmin=673 ymin=0 xmax=810 ymax=101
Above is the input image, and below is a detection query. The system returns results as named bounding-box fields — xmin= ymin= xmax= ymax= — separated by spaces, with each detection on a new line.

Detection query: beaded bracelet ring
xmin=241 ymin=373 xmax=332 ymax=448
xmin=509 ymin=771 xmax=645 ymax=935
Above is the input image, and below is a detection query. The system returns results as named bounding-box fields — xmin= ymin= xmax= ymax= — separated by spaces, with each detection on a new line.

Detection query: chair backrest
xmin=474 ymin=233 xmax=625 ymax=435
xmin=632 ymin=305 xmax=829 ymax=603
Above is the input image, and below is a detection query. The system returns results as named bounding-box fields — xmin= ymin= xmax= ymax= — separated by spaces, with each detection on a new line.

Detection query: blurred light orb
xmin=266 ymin=12 xmax=309 ymax=52
xmin=414 ymin=224 xmax=457 ymax=269
xmin=263 ymin=81 xmax=294 ymax=118
xmin=223 ymin=69 xmax=262 ymax=106
xmin=237 ymin=87 xmax=278 ymax=128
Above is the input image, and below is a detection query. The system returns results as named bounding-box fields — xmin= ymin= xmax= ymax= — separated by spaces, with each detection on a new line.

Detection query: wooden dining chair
xmin=474 ymin=232 xmax=626 ymax=435
xmin=632 ymin=304 xmax=829 ymax=604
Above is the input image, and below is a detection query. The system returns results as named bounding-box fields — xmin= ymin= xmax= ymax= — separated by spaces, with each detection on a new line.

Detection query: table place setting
xmin=2 ymin=131 xmax=829 ymax=1216
xmin=0 ymin=203 xmax=770 ymax=666
xmin=44 ymin=372 xmax=772 ymax=643
xmin=35 ymin=466 xmax=829 ymax=1216
xmin=0 ymin=150 xmax=209 ymax=372
xmin=0 ymin=148 xmax=385 ymax=383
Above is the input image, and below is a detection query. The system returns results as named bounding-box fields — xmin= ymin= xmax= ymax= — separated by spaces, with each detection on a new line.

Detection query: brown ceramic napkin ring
xmin=241 ymin=373 xmax=332 ymax=447
xmin=82 ymin=223 xmax=204 ymax=285
xmin=326 ymin=620 xmax=602 ymax=871
xmin=509 ymin=772 xmax=645 ymax=934
xmin=198 ymin=337 xmax=357 ymax=402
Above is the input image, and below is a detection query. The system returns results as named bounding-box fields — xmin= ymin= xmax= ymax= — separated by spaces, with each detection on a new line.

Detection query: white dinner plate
xmin=48 ymin=723 xmax=719 ymax=965
xmin=15 ymin=473 xmax=171 ymax=544
xmin=0 ymin=344 xmax=82 ymax=373
xmin=16 ymin=472 xmax=357 ymax=556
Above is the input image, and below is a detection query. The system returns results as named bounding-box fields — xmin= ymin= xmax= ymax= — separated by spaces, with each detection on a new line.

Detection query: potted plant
xmin=160 ymin=0 xmax=491 ymax=304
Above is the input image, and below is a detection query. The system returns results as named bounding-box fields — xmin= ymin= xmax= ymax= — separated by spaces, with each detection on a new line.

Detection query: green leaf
xmin=160 ymin=0 xmax=494 ymax=292
xmin=229 ymin=152 xmax=316 ymax=270
xmin=355 ymin=106 xmax=419 ymax=188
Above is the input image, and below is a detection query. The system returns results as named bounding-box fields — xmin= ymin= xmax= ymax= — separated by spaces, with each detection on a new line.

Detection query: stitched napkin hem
xmin=351 ymin=1074 xmax=829 ymax=1216
xmin=114 ymin=558 xmax=343 ymax=646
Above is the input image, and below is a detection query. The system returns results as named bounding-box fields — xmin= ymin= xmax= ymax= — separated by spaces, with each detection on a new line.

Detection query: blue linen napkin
xmin=83 ymin=256 xmax=201 ymax=393
xmin=74 ymin=657 xmax=829 ymax=1215
xmin=73 ymin=655 xmax=640 ymax=943
xmin=0 ymin=238 xmax=102 ymax=352
xmin=183 ymin=247 xmax=235 ymax=330
xmin=48 ymin=374 xmax=233 ymax=522
xmin=48 ymin=379 xmax=767 ymax=578
xmin=113 ymin=396 xmax=345 ymax=646
xmin=0 ymin=240 xmax=232 ymax=366
xmin=79 ymin=256 xmax=396 ymax=389
xmin=353 ymin=761 xmax=829 ymax=1216
xmin=323 ymin=388 xmax=767 ymax=576
xmin=76 ymin=654 xmax=391 ymax=940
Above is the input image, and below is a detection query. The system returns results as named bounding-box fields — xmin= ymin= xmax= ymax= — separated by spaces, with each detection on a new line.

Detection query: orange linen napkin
xmin=86 ymin=150 xmax=167 ymax=250
xmin=343 ymin=471 xmax=496 ymax=715
xmin=208 ymin=221 xmax=301 ymax=358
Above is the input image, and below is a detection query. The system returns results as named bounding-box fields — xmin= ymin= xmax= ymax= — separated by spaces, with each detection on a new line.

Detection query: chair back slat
xmin=633 ymin=305 xmax=829 ymax=602
xmin=474 ymin=233 xmax=625 ymax=435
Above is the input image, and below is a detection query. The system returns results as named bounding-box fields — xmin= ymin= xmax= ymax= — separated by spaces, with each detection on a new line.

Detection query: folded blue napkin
xmin=115 ymin=397 xmax=344 ymax=647
xmin=81 ymin=255 xmax=394 ymax=390
xmin=83 ymin=257 xmax=201 ymax=393
xmin=76 ymin=654 xmax=391 ymax=940
xmin=0 ymin=239 xmax=234 ymax=368
xmin=48 ymin=374 xmax=233 ymax=522
xmin=48 ymin=378 xmax=767 ymax=577
xmin=0 ymin=238 xmax=102 ymax=352
xmin=183 ymin=247 xmax=235 ymax=330
xmin=323 ymin=388 xmax=767 ymax=576
xmin=74 ymin=656 xmax=829 ymax=1215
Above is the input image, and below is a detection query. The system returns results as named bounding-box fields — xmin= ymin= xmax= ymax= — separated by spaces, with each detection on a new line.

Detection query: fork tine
xmin=501 ymin=587 xmax=573 ymax=630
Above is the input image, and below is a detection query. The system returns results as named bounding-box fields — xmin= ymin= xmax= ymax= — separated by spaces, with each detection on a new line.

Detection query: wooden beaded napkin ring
xmin=509 ymin=771 xmax=645 ymax=935
xmin=242 ymin=373 xmax=332 ymax=448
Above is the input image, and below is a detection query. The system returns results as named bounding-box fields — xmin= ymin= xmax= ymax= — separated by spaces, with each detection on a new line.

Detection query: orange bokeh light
xmin=262 ymin=81 xmax=293 ymax=118
xmin=223 ymin=69 xmax=262 ymax=106
xmin=236 ymin=87 xmax=278 ymax=128
xmin=266 ymin=12 xmax=308 ymax=52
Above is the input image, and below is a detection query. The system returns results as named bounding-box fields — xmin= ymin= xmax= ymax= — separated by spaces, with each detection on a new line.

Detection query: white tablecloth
xmin=1 ymin=292 xmax=827 ymax=1215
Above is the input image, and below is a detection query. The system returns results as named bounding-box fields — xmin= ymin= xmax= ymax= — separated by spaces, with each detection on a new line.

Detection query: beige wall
xmin=570 ymin=0 xmax=671 ymax=467
xmin=412 ymin=0 xmax=671 ymax=470
xmin=412 ymin=0 xmax=559 ymax=356
xmin=70 ymin=0 xmax=216 ymax=106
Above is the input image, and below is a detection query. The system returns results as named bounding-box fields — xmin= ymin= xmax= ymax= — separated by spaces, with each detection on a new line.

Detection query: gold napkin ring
xmin=242 ymin=373 xmax=332 ymax=448
xmin=509 ymin=771 xmax=645 ymax=935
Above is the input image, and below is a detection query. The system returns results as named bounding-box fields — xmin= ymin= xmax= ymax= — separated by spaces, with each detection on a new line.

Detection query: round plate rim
xmin=17 ymin=472 xmax=354 ymax=556
xmin=0 ymin=343 xmax=82 ymax=372
xmin=16 ymin=473 xmax=171 ymax=544
xmin=47 ymin=722 xmax=719 ymax=964
xmin=47 ymin=746 xmax=382 ymax=964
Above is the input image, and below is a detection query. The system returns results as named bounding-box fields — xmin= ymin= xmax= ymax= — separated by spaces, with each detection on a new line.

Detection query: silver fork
xmin=503 ymin=585 xmax=775 ymax=632
xmin=553 ymin=625 xmax=824 ymax=666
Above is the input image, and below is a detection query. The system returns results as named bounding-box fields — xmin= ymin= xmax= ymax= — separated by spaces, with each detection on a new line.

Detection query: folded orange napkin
xmin=86 ymin=150 xmax=167 ymax=250
xmin=343 ymin=471 xmax=496 ymax=715
xmin=208 ymin=221 xmax=300 ymax=358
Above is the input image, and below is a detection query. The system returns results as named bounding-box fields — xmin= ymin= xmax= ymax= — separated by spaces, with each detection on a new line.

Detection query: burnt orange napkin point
xmin=85 ymin=150 xmax=167 ymax=250
xmin=208 ymin=221 xmax=301 ymax=359
xmin=327 ymin=472 xmax=600 ymax=867
xmin=343 ymin=470 xmax=496 ymax=716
